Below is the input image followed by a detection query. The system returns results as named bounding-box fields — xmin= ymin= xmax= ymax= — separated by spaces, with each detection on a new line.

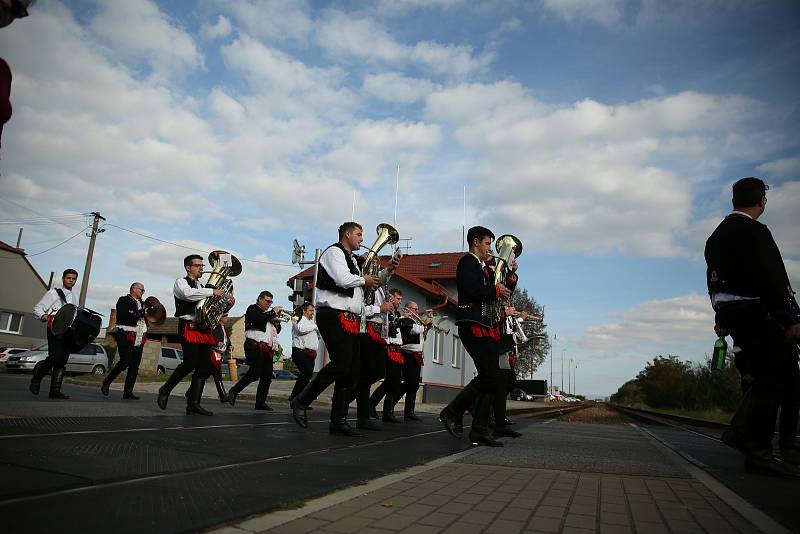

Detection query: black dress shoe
xmin=329 ymin=420 xmax=365 ymax=437
xmin=227 ymin=391 xmax=237 ymax=406
xmin=100 ymin=381 xmax=110 ymax=396
xmin=778 ymin=443 xmax=800 ymax=465
xmin=49 ymin=391 xmax=70 ymax=400
xmin=745 ymin=454 xmax=800 ymax=478
xmin=382 ymin=413 xmax=402 ymax=424
xmin=29 ymin=380 xmax=41 ymax=395
xmin=721 ymin=429 xmax=746 ymax=451
xmin=493 ymin=428 xmax=522 ymax=438
xmin=439 ymin=408 xmax=463 ymax=438
xmin=186 ymin=404 xmax=214 ymax=416
xmin=404 ymin=413 xmax=422 ymax=422
xmin=368 ymin=405 xmax=379 ymax=420
xmin=290 ymin=397 xmax=308 ymax=428
xmin=122 ymin=392 xmax=140 ymax=400
xmin=219 ymin=394 xmax=229 ymax=404
xmin=356 ymin=418 xmax=382 ymax=430
xmin=255 ymin=403 xmax=274 ymax=411
xmin=157 ymin=387 xmax=169 ymax=410
xmin=470 ymin=433 xmax=504 ymax=447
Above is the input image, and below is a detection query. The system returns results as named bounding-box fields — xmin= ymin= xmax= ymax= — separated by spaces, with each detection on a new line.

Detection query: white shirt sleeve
xmin=33 ymin=289 xmax=59 ymax=318
xmin=320 ymin=247 xmax=364 ymax=289
xmin=411 ymin=323 xmax=425 ymax=335
xmin=173 ymin=278 xmax=214 ymax=302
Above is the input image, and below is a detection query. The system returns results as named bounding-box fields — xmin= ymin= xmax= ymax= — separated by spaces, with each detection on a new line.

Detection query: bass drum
xmin=51 ymin=304 xmax=102 ymax=346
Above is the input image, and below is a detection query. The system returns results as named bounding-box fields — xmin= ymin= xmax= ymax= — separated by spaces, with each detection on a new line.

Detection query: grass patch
xmin=631 ymin=404 xmax=733 ymax=424
xmin=275 ymin=499 xmax=306 ymax=511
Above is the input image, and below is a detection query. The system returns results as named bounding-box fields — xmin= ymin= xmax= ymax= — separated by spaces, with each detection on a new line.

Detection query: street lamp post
xmin=561 ymin=348 xmax=566 ymax=394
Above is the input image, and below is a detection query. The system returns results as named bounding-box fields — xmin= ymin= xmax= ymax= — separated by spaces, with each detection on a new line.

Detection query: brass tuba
xmin=360 ymin=223 xmax=399 ymax=306
xmin=487 ymin=234 xmax=523 ymax=326
xmin=196 ymin=250 xmax=242 ymax=330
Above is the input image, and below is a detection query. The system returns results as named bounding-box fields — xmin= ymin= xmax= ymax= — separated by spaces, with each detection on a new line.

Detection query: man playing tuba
xmin=290 ymin=222 xmax=399 ymax=436
xmin=157 ymin=254 xmax=234 ymax=415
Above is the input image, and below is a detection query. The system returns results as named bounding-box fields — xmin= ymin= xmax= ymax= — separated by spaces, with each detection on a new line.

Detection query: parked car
xmin=5 ymin=343 xmax=109 ymax=375
xmin=0 ymin=347 xmax=29 ymax=363
xmin=509 ymin=388 xmax=531 ymax=401
xmin=272 ymin=369 xmax=297 ymax=380
xmin=157 ymin=347 xmax=184 ymax=374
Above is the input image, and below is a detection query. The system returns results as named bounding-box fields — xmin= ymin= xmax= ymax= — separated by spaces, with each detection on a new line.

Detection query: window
xmin=78 ymin=344 xmax=100 ymax=355
xmin=431 ymin=331 xmax=442 ymax=364
xmin=161 ymin=348 xmax=176 ymax=359
xmin=0 ymin=311 xmax=23 ymax=334
xmin=451 ymin=336 xmax=462 ymax=368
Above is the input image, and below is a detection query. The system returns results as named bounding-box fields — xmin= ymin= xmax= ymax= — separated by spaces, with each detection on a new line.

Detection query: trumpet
xmin=276 ymin=309 xmax=297 ymax=323
xmin=405 ymin=308 xmax=450 ymax=335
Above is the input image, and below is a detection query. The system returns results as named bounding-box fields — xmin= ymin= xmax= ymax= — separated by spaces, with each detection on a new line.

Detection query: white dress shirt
xmin=33 ymin=287 xmax=76 ymax=318
xmin=246 ymin=321 xmax=280 ymax=350
xmin=173 ymin=277 xmax=214 ymax=321
xmin=292 ymin=316 xmax=319 ymax=351
xmin=315 ymin=246 xmax=391 ymax=313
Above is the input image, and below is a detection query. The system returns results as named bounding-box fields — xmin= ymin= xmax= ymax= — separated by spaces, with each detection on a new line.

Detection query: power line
xmin=104 ymin=223 xmax=295 ymax=267
xmin=0 ymin=197 xmax=90 ymax=230
xmin=0 ymin=225 xmax=90 ymax=258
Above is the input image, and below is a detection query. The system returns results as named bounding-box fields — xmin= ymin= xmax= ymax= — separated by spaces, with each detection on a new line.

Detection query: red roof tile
xmin=287 ymin=251 xmax=465 ymax=303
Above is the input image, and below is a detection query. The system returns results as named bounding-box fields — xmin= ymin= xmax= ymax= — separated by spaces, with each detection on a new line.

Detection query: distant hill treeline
xmin=610 ymin=354 xmax=741 ymax=412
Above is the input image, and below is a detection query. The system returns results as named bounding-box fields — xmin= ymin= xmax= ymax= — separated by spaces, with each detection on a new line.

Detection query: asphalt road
xmin=0 ymin=374 xmax=471 ymax=533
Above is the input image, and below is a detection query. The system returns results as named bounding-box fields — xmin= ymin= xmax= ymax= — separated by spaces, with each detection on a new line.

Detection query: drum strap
xmin=55 ymin=288 xmax=68 ymax=306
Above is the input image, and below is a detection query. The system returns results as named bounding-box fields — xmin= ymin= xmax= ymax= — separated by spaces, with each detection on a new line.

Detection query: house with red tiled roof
xmin=0 ymin=241 xmax=51 ymax=350
xmin=287 ymin=251 xmax=479 ymax=403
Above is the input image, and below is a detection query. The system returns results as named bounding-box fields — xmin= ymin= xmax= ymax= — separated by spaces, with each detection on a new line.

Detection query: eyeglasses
xmin=190 ymin=264 xmax=204 ymax=268
xmin=135 ymin=287 xmax=145 ymax=293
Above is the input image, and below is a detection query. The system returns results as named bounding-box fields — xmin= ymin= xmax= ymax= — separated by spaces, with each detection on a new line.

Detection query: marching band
xmin=26 ymin=223 xmax=532 ymax=446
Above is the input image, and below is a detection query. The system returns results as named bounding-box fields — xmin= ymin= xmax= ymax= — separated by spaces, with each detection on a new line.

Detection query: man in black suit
xmin=439 ymin=226 xmax=516 ymax=446
xmin=705 ymin=177 xmax=800 ymax=476
xmin=102 ymin=282 xmax=148 ymax=399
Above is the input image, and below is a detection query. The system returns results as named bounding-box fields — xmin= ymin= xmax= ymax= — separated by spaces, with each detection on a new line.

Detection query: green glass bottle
xmin=711 ymin=337 xmax=727 ymax=371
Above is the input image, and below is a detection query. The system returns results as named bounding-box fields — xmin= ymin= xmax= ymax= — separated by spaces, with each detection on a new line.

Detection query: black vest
xmin=315 ymin=243 xmax=360 ymax=297
xmin=174 ymin=276 xmax=200 ymax=317
xmin=399 ymin=317 xmax=420 ymax=345
xmin=245 ymin=303 xmax=278 ymax=332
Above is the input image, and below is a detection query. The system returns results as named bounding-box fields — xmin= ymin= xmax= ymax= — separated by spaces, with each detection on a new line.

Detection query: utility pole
xmin=549 ymin=334 xmax=555 ymax=394
xmin=574 ymin=362 xmax=578 ymax=396
xmin=79 ymin=212 xmax=105 ymax=307
xmin=561 ymin=348 xmax=565 ymax=394
xmin=568 ymin=358 xmax=572 ymax=394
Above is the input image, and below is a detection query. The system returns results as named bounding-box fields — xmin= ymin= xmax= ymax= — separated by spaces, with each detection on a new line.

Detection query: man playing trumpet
xmin=228 ymin=291 xmax=283 ymax=410
xmin=399 ymin=301 xmax=431 ymax=421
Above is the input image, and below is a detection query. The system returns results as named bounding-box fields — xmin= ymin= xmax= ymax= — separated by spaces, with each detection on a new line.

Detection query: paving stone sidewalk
xmin=220 ymin=462 xmax=760 ymax=534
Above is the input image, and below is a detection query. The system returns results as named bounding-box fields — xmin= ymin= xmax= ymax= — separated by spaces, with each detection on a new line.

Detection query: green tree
xmin=636 ymin=355 xmax=693 ymax=409
xmin=508 ymin=288 xmax=549 ymax=379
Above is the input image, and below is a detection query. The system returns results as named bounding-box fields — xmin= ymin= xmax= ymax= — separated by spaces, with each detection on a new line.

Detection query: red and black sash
xmin=339 ymin=311 xmax=361 ymax=335
xmin=404 ymin=350 xmax=424 ymax=367
xmin=182 ymin=321 xmax=217 ymax=346
xmin=244 ymin=338 xmax=275 ymax=358
xmin=387 ymin=346 xmax=404 ymax=364
xmin=366 ymin=322 xmax=387 ymax=345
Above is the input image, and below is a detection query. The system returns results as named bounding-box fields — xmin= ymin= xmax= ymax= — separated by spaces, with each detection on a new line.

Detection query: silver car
xmin=157 ymin=346 xmax=184 ymax=374
xmin=5 ymin=343 xmax=109 ymax=375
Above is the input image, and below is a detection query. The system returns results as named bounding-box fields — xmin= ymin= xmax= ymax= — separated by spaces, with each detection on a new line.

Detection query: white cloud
xmin=218 ymin=0 xmax=313 ymax=43
xmin=363 ymin=72 xmax=442 ymax=104
xmin=323 ymin=120 xmax=442 ymax=187
xmin=201 ymin=15 xmax=233 ymax=39
xmin=89 ymin=0 xmax=203 ymax=79
xmin=541 ymin=0 xmax=623 ymax=27
xmin=315 ymin=10 xmax=493 ymax=78
xmin=424 ymin=84 xmax=784 ymax=257
xmin=580 ymin=293 xmax=714 ymax=352
xmin=757 ymin=157 xmax=800 ymax=180
xmin=760 ymin=181 xmax=800 ymax=259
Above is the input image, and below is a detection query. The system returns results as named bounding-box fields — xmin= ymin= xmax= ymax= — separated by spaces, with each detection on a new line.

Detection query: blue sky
xmin=1 ymin=0 xmax=798 ymax=397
